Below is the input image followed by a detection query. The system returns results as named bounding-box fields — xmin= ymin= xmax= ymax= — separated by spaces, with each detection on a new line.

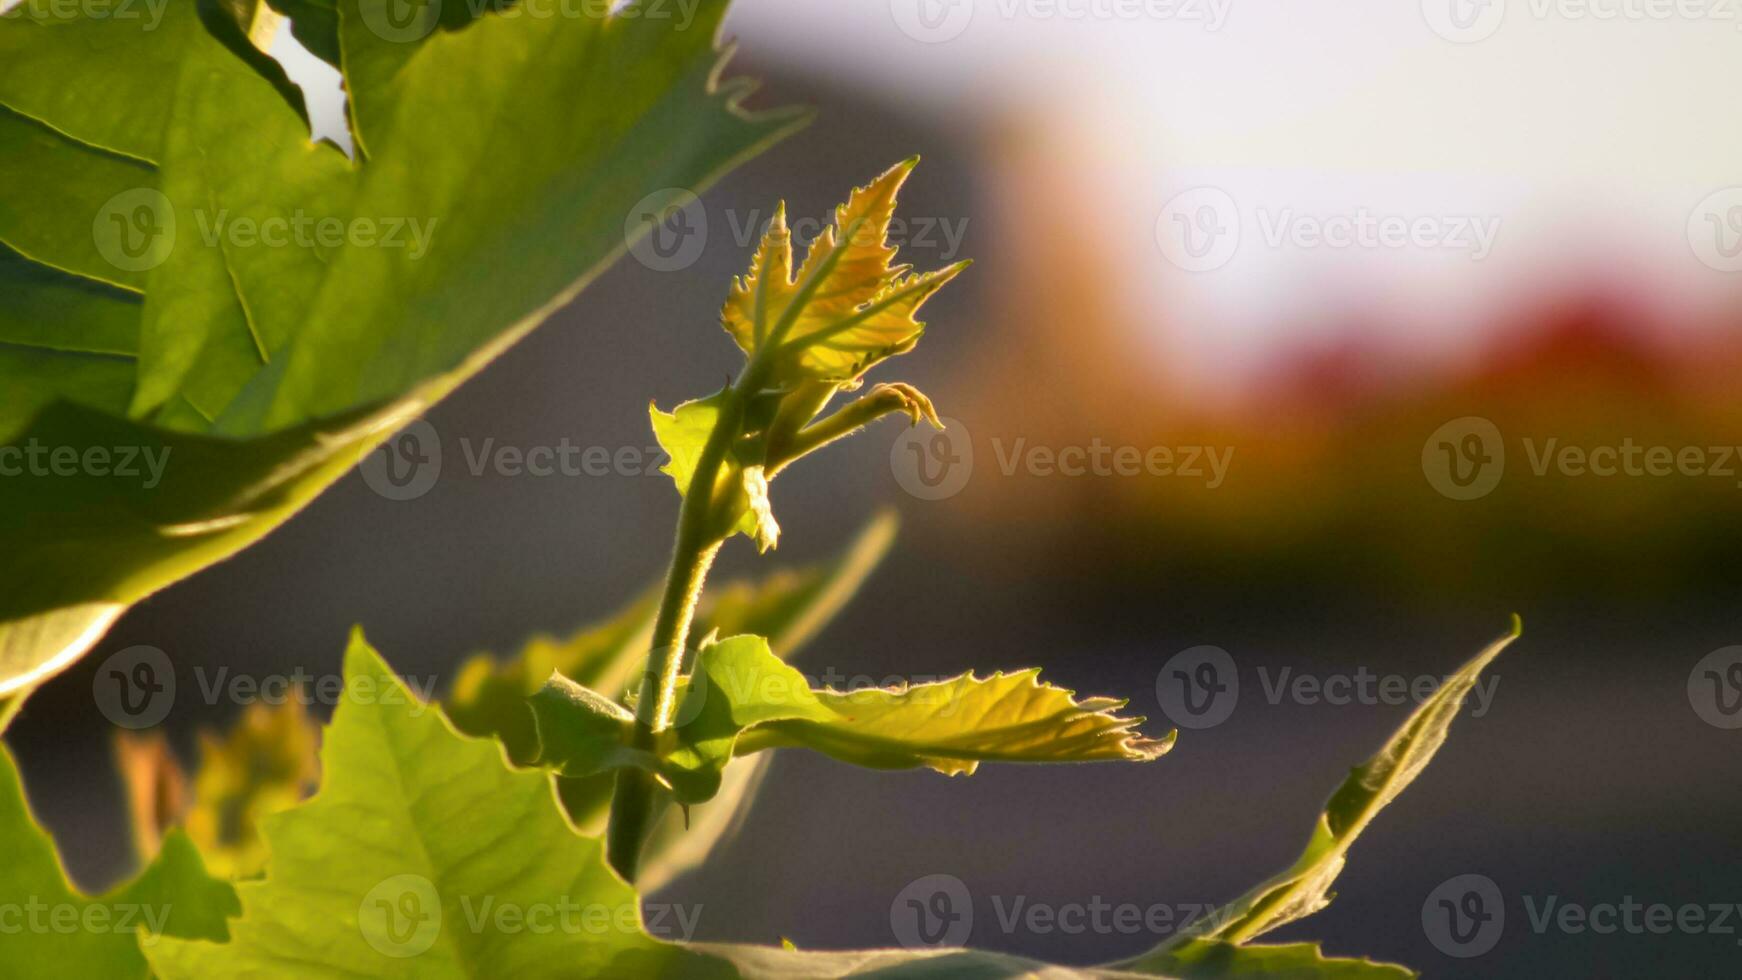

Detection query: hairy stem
xmin=606 ymin=223 xmax=852 ymax=880
xmin=768 ymin=388 xmax=927 ymax=478
xmin=607 ymin=378 xmax=753 ymax=881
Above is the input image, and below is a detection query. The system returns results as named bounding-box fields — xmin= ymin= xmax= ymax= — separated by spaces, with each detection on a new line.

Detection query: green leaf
xmin=127 ymin=14 xmax=356 ymax=422
xmin=532 ymin=634 xmax=1172 ymax=804
xmin=445 ymin=589 xmax=661 ymax=767
xmin=0 ymin=4 xmax=187 ymax=161
xmin=0 ymin=745 xmax=238 ymax=980
xmin=0 ymin=243 xmax=139 ymax=438
xmin=1131 ymin=939 xmax=1413 ymax=979
xmin=0 ymin=105 xmax=157 ymax=293
xmin=0 ymin=0 xmax=804 ymax=696
xmin=223 ymin=2 xmax=806 ymax=434
xmin=734 ymin=666 xmax=1175 ymax=774
xmin=651 ymin=394 xmax=781 ymax=551
xmin=135 ymin=633 xmax=1130 ymax=979
xmin=0 ymin=397 xmax=407 ymax=699
xmin=1121 ymin=619 xmax=1522 ymax=973
xmin=532 ymin=635 xmax=829 ymax=803
xmin=143 ymin=630 xmax=719 ymax=978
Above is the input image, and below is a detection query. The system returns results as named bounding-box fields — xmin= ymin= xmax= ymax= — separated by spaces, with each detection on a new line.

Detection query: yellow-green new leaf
xmin=531 ymin=634 xmax=1172 ymax=804
xmin=722 ymin=160 xmax=967 ymax=383
xmin=1131 ymin=939 xmax=1413 ymax=979
xmin=651 ymin=395 xmax=781 ymax=551
xmin=739 ymin=668 xmax=1176 ymax=776
xmin=1123 ymin=619 xmax=1522 ymax=972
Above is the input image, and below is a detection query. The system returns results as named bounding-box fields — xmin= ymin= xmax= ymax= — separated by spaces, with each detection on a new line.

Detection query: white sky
xmin=276 ymin=1 xmax=1742 ymax=378
xmin=728 ymin=1 xmax=1742 ymax=375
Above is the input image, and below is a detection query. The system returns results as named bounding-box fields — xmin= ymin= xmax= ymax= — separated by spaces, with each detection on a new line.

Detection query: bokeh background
xmin=10 ymin=2 xmax=1742 ymax=976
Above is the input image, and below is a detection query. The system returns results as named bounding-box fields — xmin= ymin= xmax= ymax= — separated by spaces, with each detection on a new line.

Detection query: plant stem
xmin=607 ymin=379 xmax=752 ymax=882
xmin=606 ymin=233 xmax=844 ymax=880
xmin=767 ymin=388 xmax=921 ymax=478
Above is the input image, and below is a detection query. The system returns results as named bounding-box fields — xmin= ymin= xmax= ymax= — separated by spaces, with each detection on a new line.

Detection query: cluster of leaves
xmin=0 ymin=3 xmax=1523 ymax=978
xmin=0 ymin=0 xmax=804 ymax=701
xmin=0 ymin=597 xmax=1518 ymax=977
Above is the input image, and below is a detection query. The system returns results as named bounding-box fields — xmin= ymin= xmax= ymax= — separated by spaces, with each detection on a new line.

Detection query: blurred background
xmin=10 ymin=2 xmax=1742 ymax=976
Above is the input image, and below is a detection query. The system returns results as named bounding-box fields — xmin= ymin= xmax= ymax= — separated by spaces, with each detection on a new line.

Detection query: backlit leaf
xmin=722 ymin=159 xmax=967 ymax=383
xmin=0 ymin=0 xmax=803 ymax=696
xmin=1122 ymin=619 xmax=1521 ymax=971
xmin=142 ymin=631 xmax=717 ymax=978
xmin=532 ymin=634 xmax=1171 ymax=804
xmin=0 ymin=745 xmax=238 ymax=980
